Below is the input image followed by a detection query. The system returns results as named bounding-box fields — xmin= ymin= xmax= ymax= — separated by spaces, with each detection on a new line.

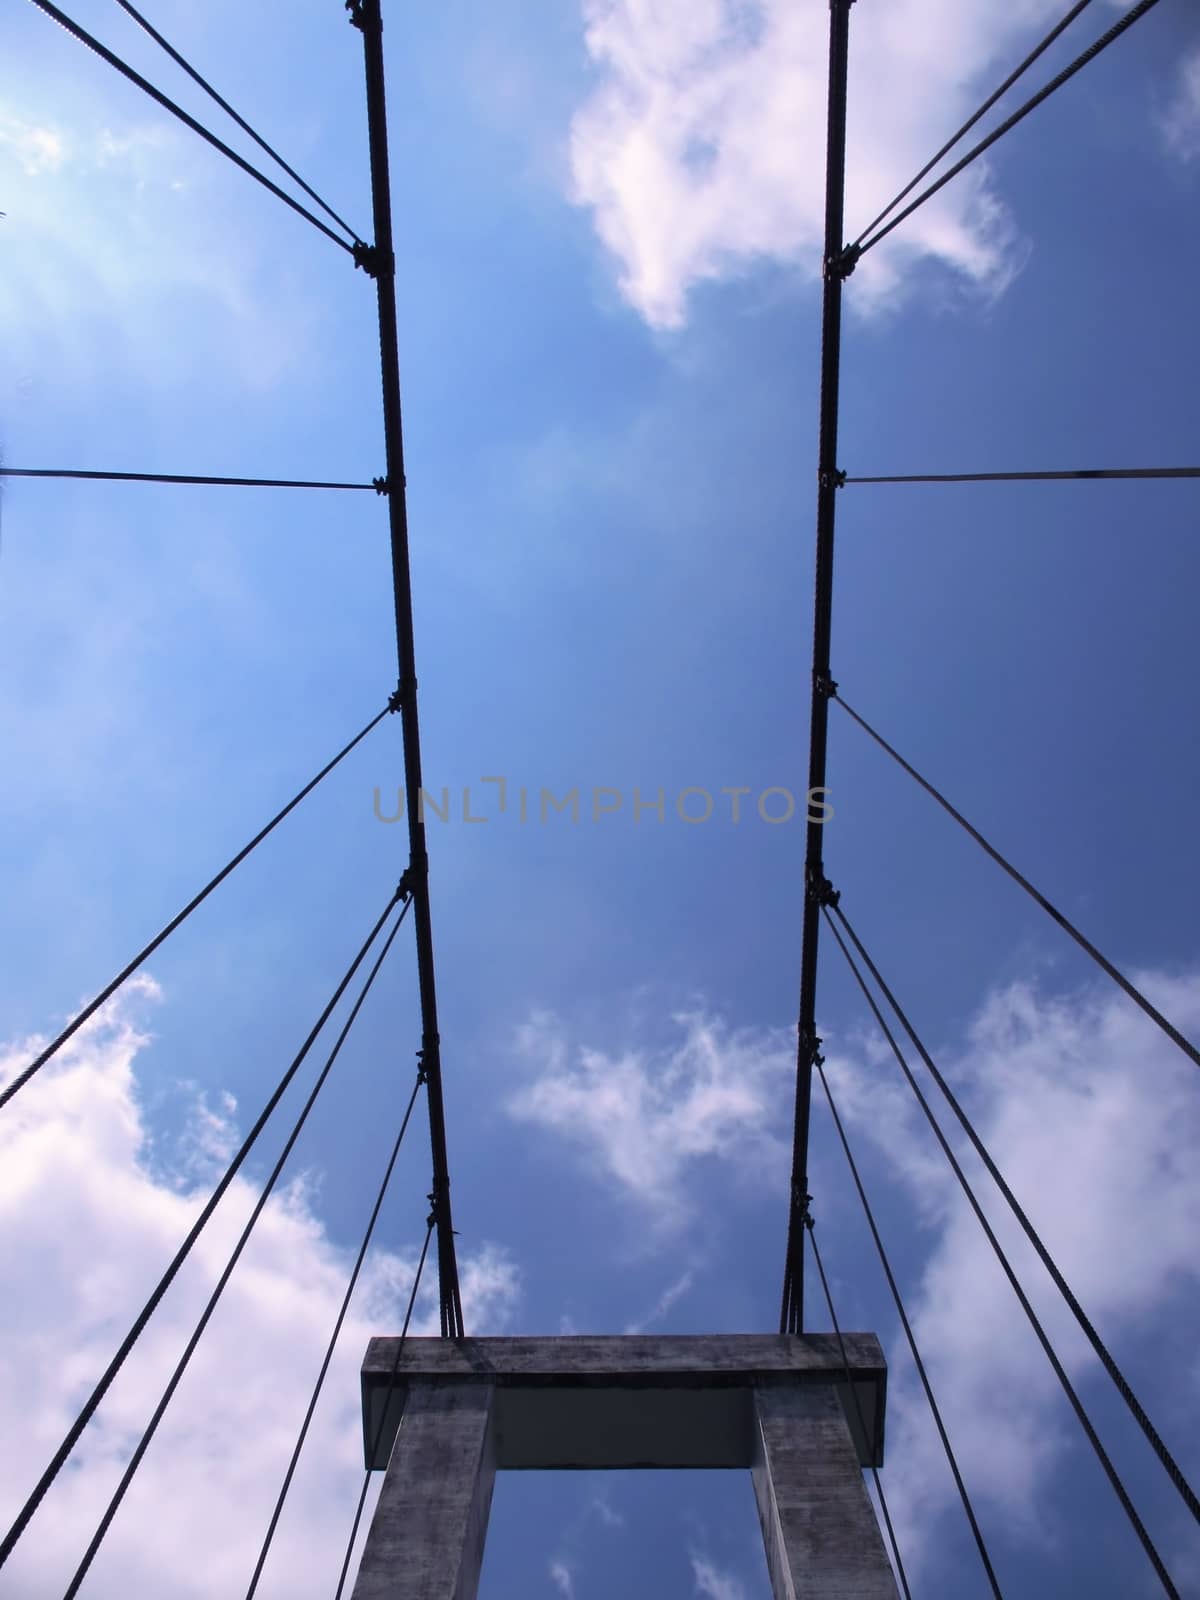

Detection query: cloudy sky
xmin=2 ymin=0 xmax=1199 ymax=1596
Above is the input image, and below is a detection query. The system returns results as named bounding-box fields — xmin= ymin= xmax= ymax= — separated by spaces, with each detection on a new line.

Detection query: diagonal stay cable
xmin=244 ymin=1067 xmax=425 ymax=1599
xmin=62 ymin=898 xmax=413 ymax=1599
xmin=803 ymin=1215 xmax=913 ymax=1600
xmin=845 ymin=467 xmax=1200 ymax=485
xmin=1 ymin=467 xmax=386 ymax=492
xmin=112 ymin=0 xmax=362 ymax=242
xmin=0 ymin=703 xmax=393 ymax=1115
xmin=852 ymin=0 xmax=1163 ymax=263
xmin=332 ymin=1216 xmax=434 ymax=1600
xmin=26 ymin=0 xmax=356 ymax=257
xmin=828 ymin=899 xmax=1200 ymax=1527
xmin=0 ymin=882 xmax=403 ymax=1572
xmin=830 ymin=689 xmax=1200 ymax=1072
xmin=849 ymin=0 xmax=1095 ymax=249
xmin=814 ymin=1055 xmax=1004 ymax=1597
xmin=821 ymin=903 xmax=1181 ymax=1596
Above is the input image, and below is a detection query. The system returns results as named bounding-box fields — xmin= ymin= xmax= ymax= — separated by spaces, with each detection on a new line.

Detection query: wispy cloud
xmin=549 ymin=1557 xmax=577 ymax=1599
xmin=822 ymin=969 xmax=1200 ymax=1571
xmin=0 ymin=983 xmax=520 ymax=1597
xmin=623 ymin=1267 xmax=696 ymax=1333
xmin=1160 ymin=46 xmax=1200 ymax=162
xmin=509 ymin=967 xmax=1200 ymax=1583
xmin=691 ymin=1553 xmax=749 ymax=1600
xmin=567 ymin=0 xmax=1062 ymax=328
xmin=507 ymin=1008 xmax=793 ymax=1227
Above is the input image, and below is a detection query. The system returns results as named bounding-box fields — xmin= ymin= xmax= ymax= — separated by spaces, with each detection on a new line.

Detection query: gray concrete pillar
xmin=752 ymin=1383 xmax=899 ymax=1600
xmin=350 ymin=1382 xmax=497 ymax=1600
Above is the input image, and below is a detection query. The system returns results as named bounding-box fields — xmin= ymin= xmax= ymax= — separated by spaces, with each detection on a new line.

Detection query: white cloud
xmin=1160 ymin=47 xmax=1200 ymax=161
xmin=0 ymin=982 xmax=520 ymax=1598
xmin=507 ymin=1008 xmax=793 ymax=1227
xmin=691 ymin=1553 xmax=748 ymax=1600
xmin=821 ymin=970 xmax=1200 ymax=1568
xmin=550 ymin=1556 xmax=576 ymax=1598
xmin=568 ymin=0 xmax=1082 ymax=327
xmin=510 ymin=969 xmax=1200 ymax=1583
xmin=0 ymin=113 xmax=67 ymax=176
xmin=623 ymin=1268 xmax=696 ymax=1333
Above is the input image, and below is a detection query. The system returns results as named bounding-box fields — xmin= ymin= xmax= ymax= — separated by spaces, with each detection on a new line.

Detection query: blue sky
xmin=1 ymin=0 xmax=1199 ymax=1596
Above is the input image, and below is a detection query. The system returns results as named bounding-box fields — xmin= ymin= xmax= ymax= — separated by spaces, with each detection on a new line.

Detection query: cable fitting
xmin=345 ymin=0 xmax=365 ymax=30
xmin=806 ymin=865 xmax=840 ymax=909
xmin=416 ymin=1049 xmax=429 ymax=1086
xmin=825 ymin=243 xmax=860 ymax=282
xmin=815 ymin=670 xmax=838 ymax=700
xmin=819 ymin=467 xmax=847 ymax=491
xmin=396 ymin=868 xmax=414 ymax=904
xmin=353 ymin=240 xmax=392 ymax=279
xmin=373 ymin=476 xmax=389 ymax=496
xmin=388 ymin=682 xmax=407 ymax=714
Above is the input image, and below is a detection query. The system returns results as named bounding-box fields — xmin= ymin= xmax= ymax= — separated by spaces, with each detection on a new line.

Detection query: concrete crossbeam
xmin=349 ymin=1335 xmax=897 ymax=1600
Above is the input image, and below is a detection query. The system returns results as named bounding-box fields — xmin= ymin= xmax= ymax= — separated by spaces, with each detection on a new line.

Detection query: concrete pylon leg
xmin=752 ymin=1383 xmax=899 ymax=1600
xmin=351 ymin=1383 xmax=497 ymax=1600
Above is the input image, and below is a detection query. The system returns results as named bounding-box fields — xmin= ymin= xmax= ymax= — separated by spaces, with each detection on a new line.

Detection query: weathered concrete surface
xmin=350 ymin=1383 xmax=496 ymax=1600
xmin=362 ymin=1334 xmax=885 ymax=1470
xmin=350 ymin=1337 xmax=896 ymax=1600
xmin=753 ymin=1384 xmax=899 ymax=1600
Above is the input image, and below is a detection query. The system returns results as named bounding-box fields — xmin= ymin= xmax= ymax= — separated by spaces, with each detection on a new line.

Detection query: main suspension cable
xmin=849 ymin=0 xmax=1095 ymax=249
xmin=244 ymin=1069 xmax=425 ymax=1599
xmin=781 ymin=0 xmax=856 ymax=1340
xmin=62 ymin=900 xmax=412 ymax=1598
xmin=332 ymin=1217 xmax=434 ymax=1600
xmin=351 ymin=0 xmax=463 ymax=1338
xmin=804 ymin=1214 xmax=912 ymax=1600
xmin=112 ymin=0 xmax=362 ymax=242
xmin=26 ymin=0 xmax=357 ymax=257
xmin=815 ymin=1056 xmax=1004 ymax=1597
xmin=844 ymin=467 xmax=1200 ymax=485
xmin=831 ymin=689 xmax=1200 ymax=1072
xmin=853 ymin=0 xmax=1164 ymax=262
xmin=0 ymin=467 xmax=385 ymax=491
xmin=0 ymin=703 xmax=393 ymax=1114
xmin=0 ymin=884 xmax=403 ymax=1572
xmin=822 ymin=904 xmax=1181 ymax=1596
xmin=828 ymin=900 xmax=1200 ymax=1527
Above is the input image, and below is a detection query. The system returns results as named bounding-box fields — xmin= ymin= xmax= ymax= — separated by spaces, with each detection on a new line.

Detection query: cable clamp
xmin=396 ymin=868 xmax=414 ymax=904
xmin=799 ymin=1025 xmax=823 ymax=1066
xmin=806 ymin=865 xmax=840 ymax=909
xmin=415 ymin=1049 xmax=429 ymax=1086
xmin=373 ymin=476 xmax=389 ymax=496
xmin=353 ymin=240 xmax=393 ymax=280
xmin=819 ymin=467 xmax=847 ymax=491
xmin=825 ymin=243 xmax=860 ymax=282
xmin=795 ymin=1189 xmax=815 ymax=1229
xmin=345 ymin=0 xmax=365 ymax=30
xmin=388 ymin=681 xmax=407 ymax=714
xmin=815 ymin=670 xmax=838 ymax=700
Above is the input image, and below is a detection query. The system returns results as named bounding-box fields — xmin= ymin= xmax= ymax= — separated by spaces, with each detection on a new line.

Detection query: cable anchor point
xmin=352 ymin=240 xmax=391 ymax=280
xmin=396 ymin=867 xmax=414 ymax=904
xmin=387 ymin=681 xmax=407 ymax=714
xmin=826 ymin=243 xmax=860 ymax=282
xmin=372 ymin=476 xmax=389 ymax=496
xmin=806 ymin=866 xmax=840 ymax=909
xmin=815 ymin=670 xmax=838 ymax=699
xmin=819 ymin=467 xmax=847 ymax=492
